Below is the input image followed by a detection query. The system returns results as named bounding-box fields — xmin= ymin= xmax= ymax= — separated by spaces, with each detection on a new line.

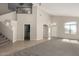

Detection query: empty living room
xmin=0 ymin=0 xmax=79 ymax=58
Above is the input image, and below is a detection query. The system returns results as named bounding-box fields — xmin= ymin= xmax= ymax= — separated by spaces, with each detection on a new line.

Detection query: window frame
xmin=64 ymin=22 xmax=77 ymax=34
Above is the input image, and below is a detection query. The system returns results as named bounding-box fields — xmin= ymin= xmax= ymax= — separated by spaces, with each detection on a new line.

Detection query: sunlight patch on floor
xmin=61 ymin=39 xmax=79 ymax=44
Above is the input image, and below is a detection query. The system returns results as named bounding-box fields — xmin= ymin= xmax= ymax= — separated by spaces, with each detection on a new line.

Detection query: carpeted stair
xmin=0 ymin=33 xmax=12 ymax=47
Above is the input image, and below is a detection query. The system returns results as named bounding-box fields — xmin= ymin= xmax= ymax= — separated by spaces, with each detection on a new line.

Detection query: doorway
xmin=43 ymin=24 xmax=48 ymax=40
xmin=51 ymin=22 xmax=57 ymax=37
xmin=24 ymin=24 xmax=30 ymax=40
xmin=52 ymin=25 xmax=57 ymax=37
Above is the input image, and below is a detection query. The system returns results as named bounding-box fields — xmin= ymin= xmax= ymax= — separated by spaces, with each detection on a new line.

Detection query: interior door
xmin=43 ymin=25 xmax=48 ymax=39
xmin=24 ymin=24 xmax=30 ymax=40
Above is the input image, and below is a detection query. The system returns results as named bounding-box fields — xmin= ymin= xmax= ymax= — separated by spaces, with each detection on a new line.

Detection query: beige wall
xmin=36 ymin=6 xmax=51 ymax=40
xmin=51 ymin=16 xmax=79 ymax=39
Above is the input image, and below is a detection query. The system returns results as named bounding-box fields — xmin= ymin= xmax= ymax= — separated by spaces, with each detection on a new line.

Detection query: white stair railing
xmin=0 ymin=11 xmax=17 ymax=43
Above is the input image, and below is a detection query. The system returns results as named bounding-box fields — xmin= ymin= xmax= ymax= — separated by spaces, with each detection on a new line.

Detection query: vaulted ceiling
xmin=41 ymin=3 xmax=79 ymax=17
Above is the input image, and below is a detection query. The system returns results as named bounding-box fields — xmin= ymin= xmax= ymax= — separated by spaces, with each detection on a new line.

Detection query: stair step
xmin=0 ymin=35 xmax=8 ymax=40
xmin=0 ymin=39 xmax=9 ymax=44
xmin=0 ymin=35 xmax=5 ymax=38
xmin=0 ymin=32 xmax=2 ymax=35
xmin=0 ymin=40 xmax=12 ymax=47
xmin=0 ymin=33 xmax=12 ymax=47
xmin=0 ymin=37 xmax=6 ymax=39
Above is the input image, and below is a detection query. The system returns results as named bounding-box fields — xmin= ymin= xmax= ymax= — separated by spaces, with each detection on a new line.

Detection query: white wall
xmin=0 ymin=3 xmax=10 ymax=14
xmin=0 ymin=11 xmax=17 ymax=42
xmin=17 ymin=14 xmax=37 ymax=40
xmin=17 ymin=6 xmax=51 ymax=41
xmin=51 ymin=16 xmax=79 ymax=39
xmin=17 ymin=6 xmax=37 ymax=41
xmin=0 ymin=22 xmax=13 ymax=40
xmin=36 ymin=6 xmax=51 ymax=40
xmin=12 ymin=21 xmax=17 ymax=43
xmin=0 ymin=11 xmax=16 ymax=21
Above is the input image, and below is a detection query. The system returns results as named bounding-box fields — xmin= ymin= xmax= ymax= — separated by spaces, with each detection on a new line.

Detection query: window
xmin=64 ymin=22 xmax=77 ymax=34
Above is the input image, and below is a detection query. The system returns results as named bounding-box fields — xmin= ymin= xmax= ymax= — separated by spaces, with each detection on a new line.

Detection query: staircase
xmin=0 ymin=33 xmax=12 ymax=47
xmin=0 ymin=11 xmax=17 ymax=43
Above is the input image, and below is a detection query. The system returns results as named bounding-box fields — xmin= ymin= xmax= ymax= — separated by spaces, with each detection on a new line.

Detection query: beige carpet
xmin=8 ymin=38 xmax=79 ymax=56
